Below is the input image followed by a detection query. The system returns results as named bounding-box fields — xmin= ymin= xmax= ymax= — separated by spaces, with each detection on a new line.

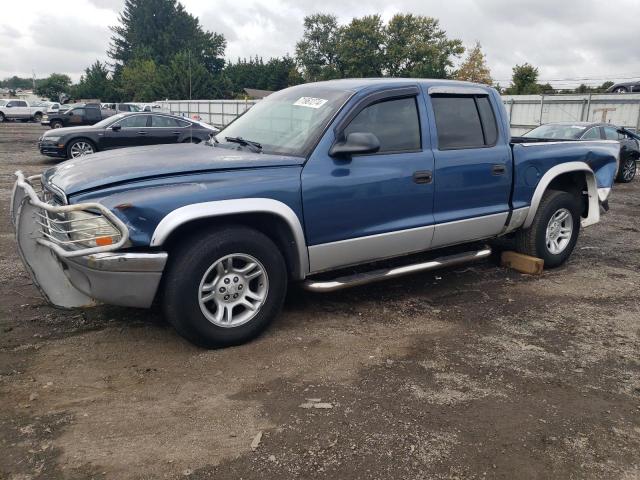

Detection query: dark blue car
xmin=12 ymin=78 xmax=619 ymax=347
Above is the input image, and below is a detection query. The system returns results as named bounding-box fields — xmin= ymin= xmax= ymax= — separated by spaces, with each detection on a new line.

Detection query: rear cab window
xmin=430 ymin=94 xmax=498 ymax=150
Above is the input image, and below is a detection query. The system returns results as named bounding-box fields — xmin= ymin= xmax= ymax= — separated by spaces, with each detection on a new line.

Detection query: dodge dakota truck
xmin=11 ymin=79 xmax=619 ymax=347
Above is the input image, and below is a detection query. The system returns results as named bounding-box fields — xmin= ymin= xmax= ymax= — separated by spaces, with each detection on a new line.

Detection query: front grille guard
xmin=12 ymin=171 xmax=130 ymax=258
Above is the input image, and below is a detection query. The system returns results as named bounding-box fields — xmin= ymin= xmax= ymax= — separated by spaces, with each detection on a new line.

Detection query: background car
xmin=606 ymin=81 xmax=640 ymax=93
xmin=38 ymin=111 xmax=218 ymax=159
xmin=522 ymin=122 xmax=638 ymax=182
xmin=41 ymin=103 xmax=114 ymax=129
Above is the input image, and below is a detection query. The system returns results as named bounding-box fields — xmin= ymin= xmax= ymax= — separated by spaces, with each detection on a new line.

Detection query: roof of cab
xmin=288 ymin=78 xmax=495 ymax=93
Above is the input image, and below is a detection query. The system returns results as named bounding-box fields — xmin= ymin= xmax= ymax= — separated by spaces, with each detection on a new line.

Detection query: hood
xmin=43 ymin=143 xmax=305 ymax=196
xmin=42 ymin=125 xmax=94 ymax=136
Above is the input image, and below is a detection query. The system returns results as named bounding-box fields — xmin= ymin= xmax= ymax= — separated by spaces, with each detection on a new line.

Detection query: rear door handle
xmin=172 ymin=131 xmax=181 ymax=135
xmin=413 ymin=170 xmax=433 ymax=184
xmin=137 ymin=131 xmax=148 ymax=135
xmin=492 ymin=164 xmax=506 ymax=175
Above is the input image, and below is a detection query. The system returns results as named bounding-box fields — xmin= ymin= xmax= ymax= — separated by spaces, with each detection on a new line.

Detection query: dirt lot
xmin=0 ymin=122 xmax=639 ymax=480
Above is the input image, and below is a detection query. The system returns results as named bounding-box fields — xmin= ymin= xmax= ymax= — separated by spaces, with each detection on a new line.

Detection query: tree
xmin=335 ymin=15 xmax=386 ymax=78
xmin=36 ymin=73 xmax=72 ymax=101
xmin=74 ymin=61 xmax=115 ymax=101
xmin=506 ymin=63 xmax=540 ymax=94
xmin=118 ymin=58 xmax=163 ymax=101
xmin=160 ymin=51 xmax=220 ymax=99
xmin=109 ymin=0 xmax=226 ymax=74
xmin=295 ymin=14 xmax=341 ymax=81
xmin=455 ymin=42 xmax=492 ymax=85
xmin=1 ymin=76 xmax=35 ymax=90
xmin=385 ymin=14 xmax=463 ymax=78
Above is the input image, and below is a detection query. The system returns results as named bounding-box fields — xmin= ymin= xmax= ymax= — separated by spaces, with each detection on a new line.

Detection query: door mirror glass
xmin=329 ymin=132 xmax=380 ymax=157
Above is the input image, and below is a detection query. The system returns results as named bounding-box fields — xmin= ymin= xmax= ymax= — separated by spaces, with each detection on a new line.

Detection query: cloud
xmin=1 ymin=0 xmax=639 ymax=89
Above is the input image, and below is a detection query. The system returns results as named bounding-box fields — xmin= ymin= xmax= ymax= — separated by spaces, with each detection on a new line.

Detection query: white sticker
xmin=293 ymin=97 xmax=328 ymax=109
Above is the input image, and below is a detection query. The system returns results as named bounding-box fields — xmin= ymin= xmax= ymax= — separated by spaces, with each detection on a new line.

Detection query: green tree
xmin=118 ymin=58 xmax=163 ymax=101
xmin=160 ymin=51 xmax=221 ymax=99
xmin=295 ymin=14 xmax=341 ymax=81
xmin=0 ymin=76 xmax=35 ymax=90
xmin=506 ymin=63 xmax=540 ymax=94
xmin=36 ymin=73 xmax=72 ymax=101
xmin=336 ymin=15 xmax=386 ymax=78
xmin=73 ymin=61 xmax=115 ymax=101
xmin=455 ymin=42 xmax=492 ymax=85
xmin=109 ymin=0 xmax=226 ymax=74
xmin=385 ymin=14 xmax=463 ymax=78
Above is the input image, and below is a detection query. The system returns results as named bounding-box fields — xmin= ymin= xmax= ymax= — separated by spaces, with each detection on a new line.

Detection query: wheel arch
xmin=151 ymin=199 xmax=309 ymax=280
xmin=523 ymin=162 xmax=599 ymax=229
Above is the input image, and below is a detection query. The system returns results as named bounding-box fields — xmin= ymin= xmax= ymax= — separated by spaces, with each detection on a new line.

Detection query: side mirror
xmin=5 ymin=104 xmax=12 ymax=108
xmin=111 ymin=124 xmax=122 ymax=132
xmin=329 ymin=132 xmax=380 ymax=157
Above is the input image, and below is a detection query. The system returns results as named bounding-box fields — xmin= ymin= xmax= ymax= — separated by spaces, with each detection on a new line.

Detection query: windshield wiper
xmin=225 ymin=136 xmax=262 ymax=153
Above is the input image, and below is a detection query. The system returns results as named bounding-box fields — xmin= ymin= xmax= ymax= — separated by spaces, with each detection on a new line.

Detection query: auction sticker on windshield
xmin=293 ymin=97 xmax=328 ymax=109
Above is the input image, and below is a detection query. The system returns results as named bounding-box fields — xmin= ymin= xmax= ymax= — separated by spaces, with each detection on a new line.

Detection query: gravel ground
xmin=0 ymin=122 xmax=639 ymax=480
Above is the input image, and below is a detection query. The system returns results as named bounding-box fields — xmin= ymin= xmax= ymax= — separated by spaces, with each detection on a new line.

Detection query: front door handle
xmin=137 ymin=131 xmax=148 ymax=135
xmin=491 ymin=164 xmax=506 ymax=175
xmin=172 ymin=131 xmax=181 ymax=135
xmin=413 ymin=170 xmax=433 ymax=184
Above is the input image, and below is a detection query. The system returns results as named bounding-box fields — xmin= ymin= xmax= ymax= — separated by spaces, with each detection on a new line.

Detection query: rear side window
xmin=152 ymin=115 xmax=181 ymax=127
xmin=431 ymin=95 xmax=498 ymax=149
xmin=344 ymin=97 xmax=421 ymax=153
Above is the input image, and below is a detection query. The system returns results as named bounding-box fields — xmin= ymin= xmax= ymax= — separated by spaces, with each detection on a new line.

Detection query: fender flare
xmin=523 ymin=161 xmax=599 ymax=229
xmin=150 ymin=198 xmax=309 ymax=280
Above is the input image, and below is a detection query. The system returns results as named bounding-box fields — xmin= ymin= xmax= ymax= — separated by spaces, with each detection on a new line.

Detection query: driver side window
xmin=343 ymin=97 xmax=421 ymax=153
xmin=581 ymin=127 xmax=600 ymax=140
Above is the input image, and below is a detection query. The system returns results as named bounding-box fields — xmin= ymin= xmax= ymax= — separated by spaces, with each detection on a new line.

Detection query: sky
xmin=1 ymin=0 xmax=640 ymax=89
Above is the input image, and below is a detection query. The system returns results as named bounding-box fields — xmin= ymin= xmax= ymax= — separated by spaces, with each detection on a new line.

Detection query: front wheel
xmin=515 ymin=190 xmax=581 ymax=268
xmin=0 ymin=113 xmax=5 ymax=122
xmin=616 ymin=156 xmax=636 ymax=183
xmin=33 ymin=112 xmax=43 ymax=122
xmin=162 ymin=226 xmax=288 ymax=348
xmin=66 ymin=139 xmax=95 ymax=159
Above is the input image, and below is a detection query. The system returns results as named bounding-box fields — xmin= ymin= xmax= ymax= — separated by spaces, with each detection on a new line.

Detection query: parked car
xmin=522 ymin=122 xmax=638 ymax=182
xmin=606 ymin=81 xmax=640 ymax=93
xmin=37 ymin=112 xmax=218 ymax=159
xmin=0 ymin=99 xmax=46 ymax=122
xmin=12 ymin=79 xmax=619 ymax=347
xmin=41 ymin=104 xmax=114 ymax=129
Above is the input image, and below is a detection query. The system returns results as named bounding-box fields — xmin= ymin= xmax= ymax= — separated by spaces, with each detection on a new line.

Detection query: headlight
xmin=67 ymin=211 xmax=121 ymax=248
xmin=44 ymin=136 xmax=61 ymax=143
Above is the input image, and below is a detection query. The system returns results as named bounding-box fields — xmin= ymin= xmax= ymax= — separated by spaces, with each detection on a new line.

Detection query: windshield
xmin=217 ymin=85 xmax=353 ymax=156
xmin=524 ymin=124 xmax=587 ymax=140
xmin=93 ymin=113 xmax=126 ymax=128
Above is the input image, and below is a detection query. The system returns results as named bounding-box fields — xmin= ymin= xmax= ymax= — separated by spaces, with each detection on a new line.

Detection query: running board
xmin=302 ymin=247 xmax=492 ymax=293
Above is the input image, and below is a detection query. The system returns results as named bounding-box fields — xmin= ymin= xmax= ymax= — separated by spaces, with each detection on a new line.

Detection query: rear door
xmin=149 ymin=115 xmax=189 ymax=144
xmin=425 ymin=88 xmax=512 ymax=248
xmin=301 ymin=87 xmax=436 ymax=273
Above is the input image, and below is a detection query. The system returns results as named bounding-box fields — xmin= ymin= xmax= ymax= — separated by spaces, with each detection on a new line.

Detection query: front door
xmin=103 ymin=114 xmax=152 ymax=148
xmin=425 ymin=90 xmax=512 ymax=248
xmin=302 ymin=89 xmax=435 ymax=273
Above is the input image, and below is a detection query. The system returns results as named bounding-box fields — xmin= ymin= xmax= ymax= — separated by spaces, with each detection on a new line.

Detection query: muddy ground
xmin=0 ymin=122 xmax=639 ymax=480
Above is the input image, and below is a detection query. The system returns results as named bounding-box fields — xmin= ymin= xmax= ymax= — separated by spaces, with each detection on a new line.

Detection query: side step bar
xmin=302 ymin=247 xmax=492 ymax=293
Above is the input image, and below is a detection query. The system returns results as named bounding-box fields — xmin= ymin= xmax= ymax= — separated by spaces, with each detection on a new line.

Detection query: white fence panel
xmin=502 ymin=94 xmax=640 ymax=135
xmin=155 ymin=99 xmax=259 ymax=127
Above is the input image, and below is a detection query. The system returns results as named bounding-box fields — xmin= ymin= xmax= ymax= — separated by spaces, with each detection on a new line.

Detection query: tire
xmin=50 ymin=121 xmax=63 ymax=129
xmin=616 ymin=156 xmax=636 ymax=183
xmin=33 ymin=112 xmax=43 ymax=122
xmin=162 ymin=226 xmax=288 ymax=348
xmin=515 ymin=190 xmax=581 ymax=268
xmin=0 ymin=112 xmax=5 ymax=122
xmin=182 ymin=137 xmax=201 ymax=144
xmin=614 ymin=87 xmax=628 ymax=93
xmin=66 ymin=139 xmax=96 ymax=159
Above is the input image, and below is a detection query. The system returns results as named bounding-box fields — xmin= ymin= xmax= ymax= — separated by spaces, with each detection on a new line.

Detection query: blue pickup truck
xmin=12 ymin=79 xmax=619 ymax=347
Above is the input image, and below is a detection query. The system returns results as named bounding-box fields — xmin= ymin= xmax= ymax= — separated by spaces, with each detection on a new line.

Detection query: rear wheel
xmin=613 ymin=86 xmax=629 ymax=93
xmin=515 ymin=190 xmax=581 ymax=268
xmin=66 ymin=139 xmax=95 ymax=159
xmin=616 ymin=156 xmax=636 ymax=183
xmin=162 ymin=226 xmax=287 ymax=348
xmin=182 ymin=137 xmax=201 ymax=144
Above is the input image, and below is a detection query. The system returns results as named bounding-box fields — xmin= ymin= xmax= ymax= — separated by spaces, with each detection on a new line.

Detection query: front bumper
xmin=11 ymin=172 xmax=167 ymax=308
xmin=38 ymin=142 xmax=66 ymax=158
